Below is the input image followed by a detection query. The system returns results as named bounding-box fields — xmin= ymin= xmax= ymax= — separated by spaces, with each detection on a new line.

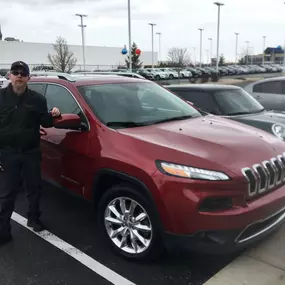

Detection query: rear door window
xmin=253 ymin=81 xmax=285 ymax=94
xmin=28 ymin=83 xmax=46 ymax=95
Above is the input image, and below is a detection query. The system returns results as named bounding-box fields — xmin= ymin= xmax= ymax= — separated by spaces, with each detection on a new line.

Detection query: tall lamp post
xmin=283 ymin=35 xmax=285 ymax=67
xmin=262 ymin=36 xmax=266 ymax=65
xmin=214 ymin=2 xmax=224 ymax=73
xmin=205 ymin=49 xmax=209 ymax=65
xmin=156 ymin=32 xmax=162 ymax=62
xmin=75 ymin=13 xmax=87 ymax=71
xmin=149 ymin=23 xmax=156 ymax=68
xmin=208 ymin=38 xmax=213 ymax=66
xmin=235 ymin=33 xmax=239 ymax=63
xmin=198 ymin=28 xmax=204 ymax=67
xmin=193 ymin=47 xmax=196 ymax=66
xmin=245 ymin=41 xmax=250 ymax=64
xmin=283 ymin=2 xmax=285 ymax=67
xmin=127 ymin=0 xmax=132 ymax=72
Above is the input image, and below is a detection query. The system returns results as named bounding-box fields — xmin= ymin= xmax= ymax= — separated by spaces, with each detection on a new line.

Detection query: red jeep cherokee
xmin=28 ymin=72 xmax=285 ymax=260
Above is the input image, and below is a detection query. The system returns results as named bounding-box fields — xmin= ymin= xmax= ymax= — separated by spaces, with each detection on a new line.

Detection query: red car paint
xmin=29 ymin=75 xmax=285 ymax=254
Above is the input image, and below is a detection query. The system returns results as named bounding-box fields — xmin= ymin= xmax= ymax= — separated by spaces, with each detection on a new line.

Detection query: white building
xmin=0 ymin=40 xmax=158 ymax=71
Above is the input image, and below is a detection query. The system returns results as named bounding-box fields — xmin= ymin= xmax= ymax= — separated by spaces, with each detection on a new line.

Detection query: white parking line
xmin=11 ymin=212 xmax=136 ymax=285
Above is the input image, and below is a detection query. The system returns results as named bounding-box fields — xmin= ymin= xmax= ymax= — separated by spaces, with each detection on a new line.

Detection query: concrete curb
xmin=203 ymin=224 xmax=285 ymax=285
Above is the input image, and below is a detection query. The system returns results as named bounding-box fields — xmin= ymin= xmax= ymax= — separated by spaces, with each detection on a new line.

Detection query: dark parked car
xmin=166 ymin=84 xmax=285 ymax=141
xmin=136 ymin=69 xmax=155 ymax=80
xmin=22 ymin=73 xmax=285 ymax=261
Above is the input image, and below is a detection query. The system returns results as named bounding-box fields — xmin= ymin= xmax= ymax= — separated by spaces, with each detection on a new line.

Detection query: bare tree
xmin=47 ymin=36 xmax=77 ymax=73
xmin=167 ymin=48 xmax=190 ymax=67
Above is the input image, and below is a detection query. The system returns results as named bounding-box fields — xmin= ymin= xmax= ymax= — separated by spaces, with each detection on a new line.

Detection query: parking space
xmin=0 ymin=219 xmax=112 ymax=285
xmin=1 ymin=183 xmax=238 ymax=285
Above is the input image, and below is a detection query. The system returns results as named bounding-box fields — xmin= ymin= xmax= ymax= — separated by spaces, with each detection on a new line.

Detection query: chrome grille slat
xmin=254 ymin=164 xmax=267 ymax=193
xmin=242 ymin=153 xmax=285 ymax=198
xmin=272 ymin=158 xmax=282 ymax=185
xmin=242 ymin=168 xmax=257 ymax=197
xmin=277 ymin=155 xmax=285 ymax=182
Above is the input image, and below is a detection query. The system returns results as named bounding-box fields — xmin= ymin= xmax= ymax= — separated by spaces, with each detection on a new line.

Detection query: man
xmin=0 ymin=61 xmax=60 ymax=244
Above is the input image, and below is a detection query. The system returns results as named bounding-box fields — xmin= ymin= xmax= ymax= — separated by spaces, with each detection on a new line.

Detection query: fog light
xmin=199 ymin=197 xmax=233 ymax=212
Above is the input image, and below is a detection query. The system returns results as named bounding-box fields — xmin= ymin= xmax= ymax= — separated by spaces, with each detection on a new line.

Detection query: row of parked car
xmin=2 ymin=70 xmax=285 ymax=261
xmin=84 ymin=64 xmax=285 ymax=81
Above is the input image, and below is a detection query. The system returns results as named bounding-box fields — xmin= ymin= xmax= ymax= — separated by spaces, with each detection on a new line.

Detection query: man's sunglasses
xmin=11 ymin=70 xmax=29 ymax=77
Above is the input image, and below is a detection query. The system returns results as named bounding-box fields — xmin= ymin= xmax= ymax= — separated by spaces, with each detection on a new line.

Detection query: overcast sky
xmin=1 ymin=0 xmax=285 ymax=62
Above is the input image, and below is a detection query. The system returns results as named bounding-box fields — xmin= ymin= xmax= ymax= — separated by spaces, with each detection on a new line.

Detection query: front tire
xmin=98 ymin=184 xmax=164 ymax=261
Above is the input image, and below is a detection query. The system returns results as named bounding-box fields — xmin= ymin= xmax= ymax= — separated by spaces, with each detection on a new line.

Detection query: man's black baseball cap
xmin=10 ymin=61 xmax=30 ymax=75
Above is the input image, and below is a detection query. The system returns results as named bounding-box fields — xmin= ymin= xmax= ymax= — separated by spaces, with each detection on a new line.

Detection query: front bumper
xmin=163 ymin=206 xmax=285 ymax=254
xmin=151 ymin=169 xmax=285 ymax=254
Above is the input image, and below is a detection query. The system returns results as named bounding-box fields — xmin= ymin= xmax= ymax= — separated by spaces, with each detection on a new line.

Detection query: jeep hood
xmin=117 ymin=116 xmax=285 ymax=178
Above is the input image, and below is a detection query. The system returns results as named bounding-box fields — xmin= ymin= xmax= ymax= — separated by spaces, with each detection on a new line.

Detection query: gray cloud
xmin=1 ymin=0 xmax=285 ymax=62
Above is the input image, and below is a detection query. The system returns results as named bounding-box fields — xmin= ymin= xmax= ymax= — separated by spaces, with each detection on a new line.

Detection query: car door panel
xmin=27 ymin=83 xmax=58 ymax=181
xmin=41 ymin=83 xmax=93 ymax=196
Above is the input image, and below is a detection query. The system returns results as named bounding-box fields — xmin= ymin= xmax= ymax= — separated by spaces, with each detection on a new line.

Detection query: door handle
xmin=40 ymin=129 xmax=47 ymax=136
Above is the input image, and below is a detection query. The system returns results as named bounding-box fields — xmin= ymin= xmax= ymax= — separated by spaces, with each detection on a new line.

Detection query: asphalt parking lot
xmin=1 ymin=183 xmax=238 ymax=285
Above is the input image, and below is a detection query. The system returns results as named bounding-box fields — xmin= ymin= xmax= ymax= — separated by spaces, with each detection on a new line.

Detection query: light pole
xmin=245 ymin=41 xmax=250 ymax=64
xmin=198 ymin=28 xmax=204 ymax=67
xmin=127 ymin=0 xmax=132 ymax=72
xmin=75 ymin=13 xmax=87 ymax=71
xmin=262 ymin=36 xmax=266 ymax=65
xmin=205 ymin=49 xmax=209 ymax=65
xmin=235 ymin=33 xmax=239 ymax=63
xmin=208 ymin=38 xmax=213 ymax=66
xmin=193 ymin=47 xmax=196 ymax=66
xmin=156 ymin=32 xmax=162 ymax=62
xmin=283 ymin=35 xmax=285 ymax=67
xmin=149 ymin=23 xmax=156 ymax=68
xmin=283 ymin=3 xmax=285 ymax=67
xmin=214 ymin=2 xmax=224 ymax=73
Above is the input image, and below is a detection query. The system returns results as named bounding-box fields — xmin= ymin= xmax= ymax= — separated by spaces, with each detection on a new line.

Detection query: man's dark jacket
xmin=0 ymin=83 xmax=54 ymax=152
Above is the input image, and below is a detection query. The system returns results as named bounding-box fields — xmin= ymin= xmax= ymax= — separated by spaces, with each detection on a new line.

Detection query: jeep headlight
xmin=157 ymin=161 xmax=230 ymax=181
xmin=272 ymin=124 xmax=285 ymax=140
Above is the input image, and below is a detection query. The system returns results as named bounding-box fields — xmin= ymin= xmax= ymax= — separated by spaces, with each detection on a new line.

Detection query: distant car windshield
xmin=77 ymin=82 xmax=201 ymax=128
xmin=213 ymin=88 xmax=265 ymax=116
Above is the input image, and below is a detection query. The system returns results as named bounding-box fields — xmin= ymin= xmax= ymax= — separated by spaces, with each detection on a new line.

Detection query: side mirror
xmin=54 ymin=114 xmax=82 ymax=129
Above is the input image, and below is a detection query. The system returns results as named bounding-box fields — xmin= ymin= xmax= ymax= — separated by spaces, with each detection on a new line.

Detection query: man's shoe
xmin=0 ymin=235 xmax=12 ymax=245
xmin=27 ymin=219 xmax=45 ymax=232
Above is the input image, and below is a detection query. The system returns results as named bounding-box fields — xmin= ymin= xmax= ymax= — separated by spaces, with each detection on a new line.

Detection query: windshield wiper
xmin=227 ymin=109 xmax=264 ymax=116
xmin=106 ymin=121 xmax=150 ymax=128
xmin=152 ymin=115 xmax=194 ymax=124
xmin=226 ymin=111 xmax=251 ymax=116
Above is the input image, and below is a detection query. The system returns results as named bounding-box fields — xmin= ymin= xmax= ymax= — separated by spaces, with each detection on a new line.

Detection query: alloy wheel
xmin=104 ymin=197 xmax=153 ymax=254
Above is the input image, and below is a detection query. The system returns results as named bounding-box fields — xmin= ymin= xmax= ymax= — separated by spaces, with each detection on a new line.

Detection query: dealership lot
xmin=1 ymin=183 xmax=237 ymax=285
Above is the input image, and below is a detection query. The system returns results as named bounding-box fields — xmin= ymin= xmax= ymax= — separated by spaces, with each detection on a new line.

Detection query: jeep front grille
xmin=242 ymin=152 xmax=285 ymax=198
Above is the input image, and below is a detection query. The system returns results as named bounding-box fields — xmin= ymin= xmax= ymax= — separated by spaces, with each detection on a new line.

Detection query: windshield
xmin=213 ymin=88 xmax=265 ymax=116
xmin=77 ymin=82 xmax=201 ymax=128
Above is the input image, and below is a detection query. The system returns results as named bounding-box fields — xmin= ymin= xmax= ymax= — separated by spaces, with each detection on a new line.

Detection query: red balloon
xmin=135 ymin=49 xmax=141 ymax=55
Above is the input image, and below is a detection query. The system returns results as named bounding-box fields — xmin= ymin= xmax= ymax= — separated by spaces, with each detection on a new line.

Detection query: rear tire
xmin=98 ymin=183 xmax=165 ymax=262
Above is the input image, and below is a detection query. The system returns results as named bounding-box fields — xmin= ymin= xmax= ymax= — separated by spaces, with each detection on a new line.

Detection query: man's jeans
xmin=0 ymin=149 xmax=42 ymax=238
